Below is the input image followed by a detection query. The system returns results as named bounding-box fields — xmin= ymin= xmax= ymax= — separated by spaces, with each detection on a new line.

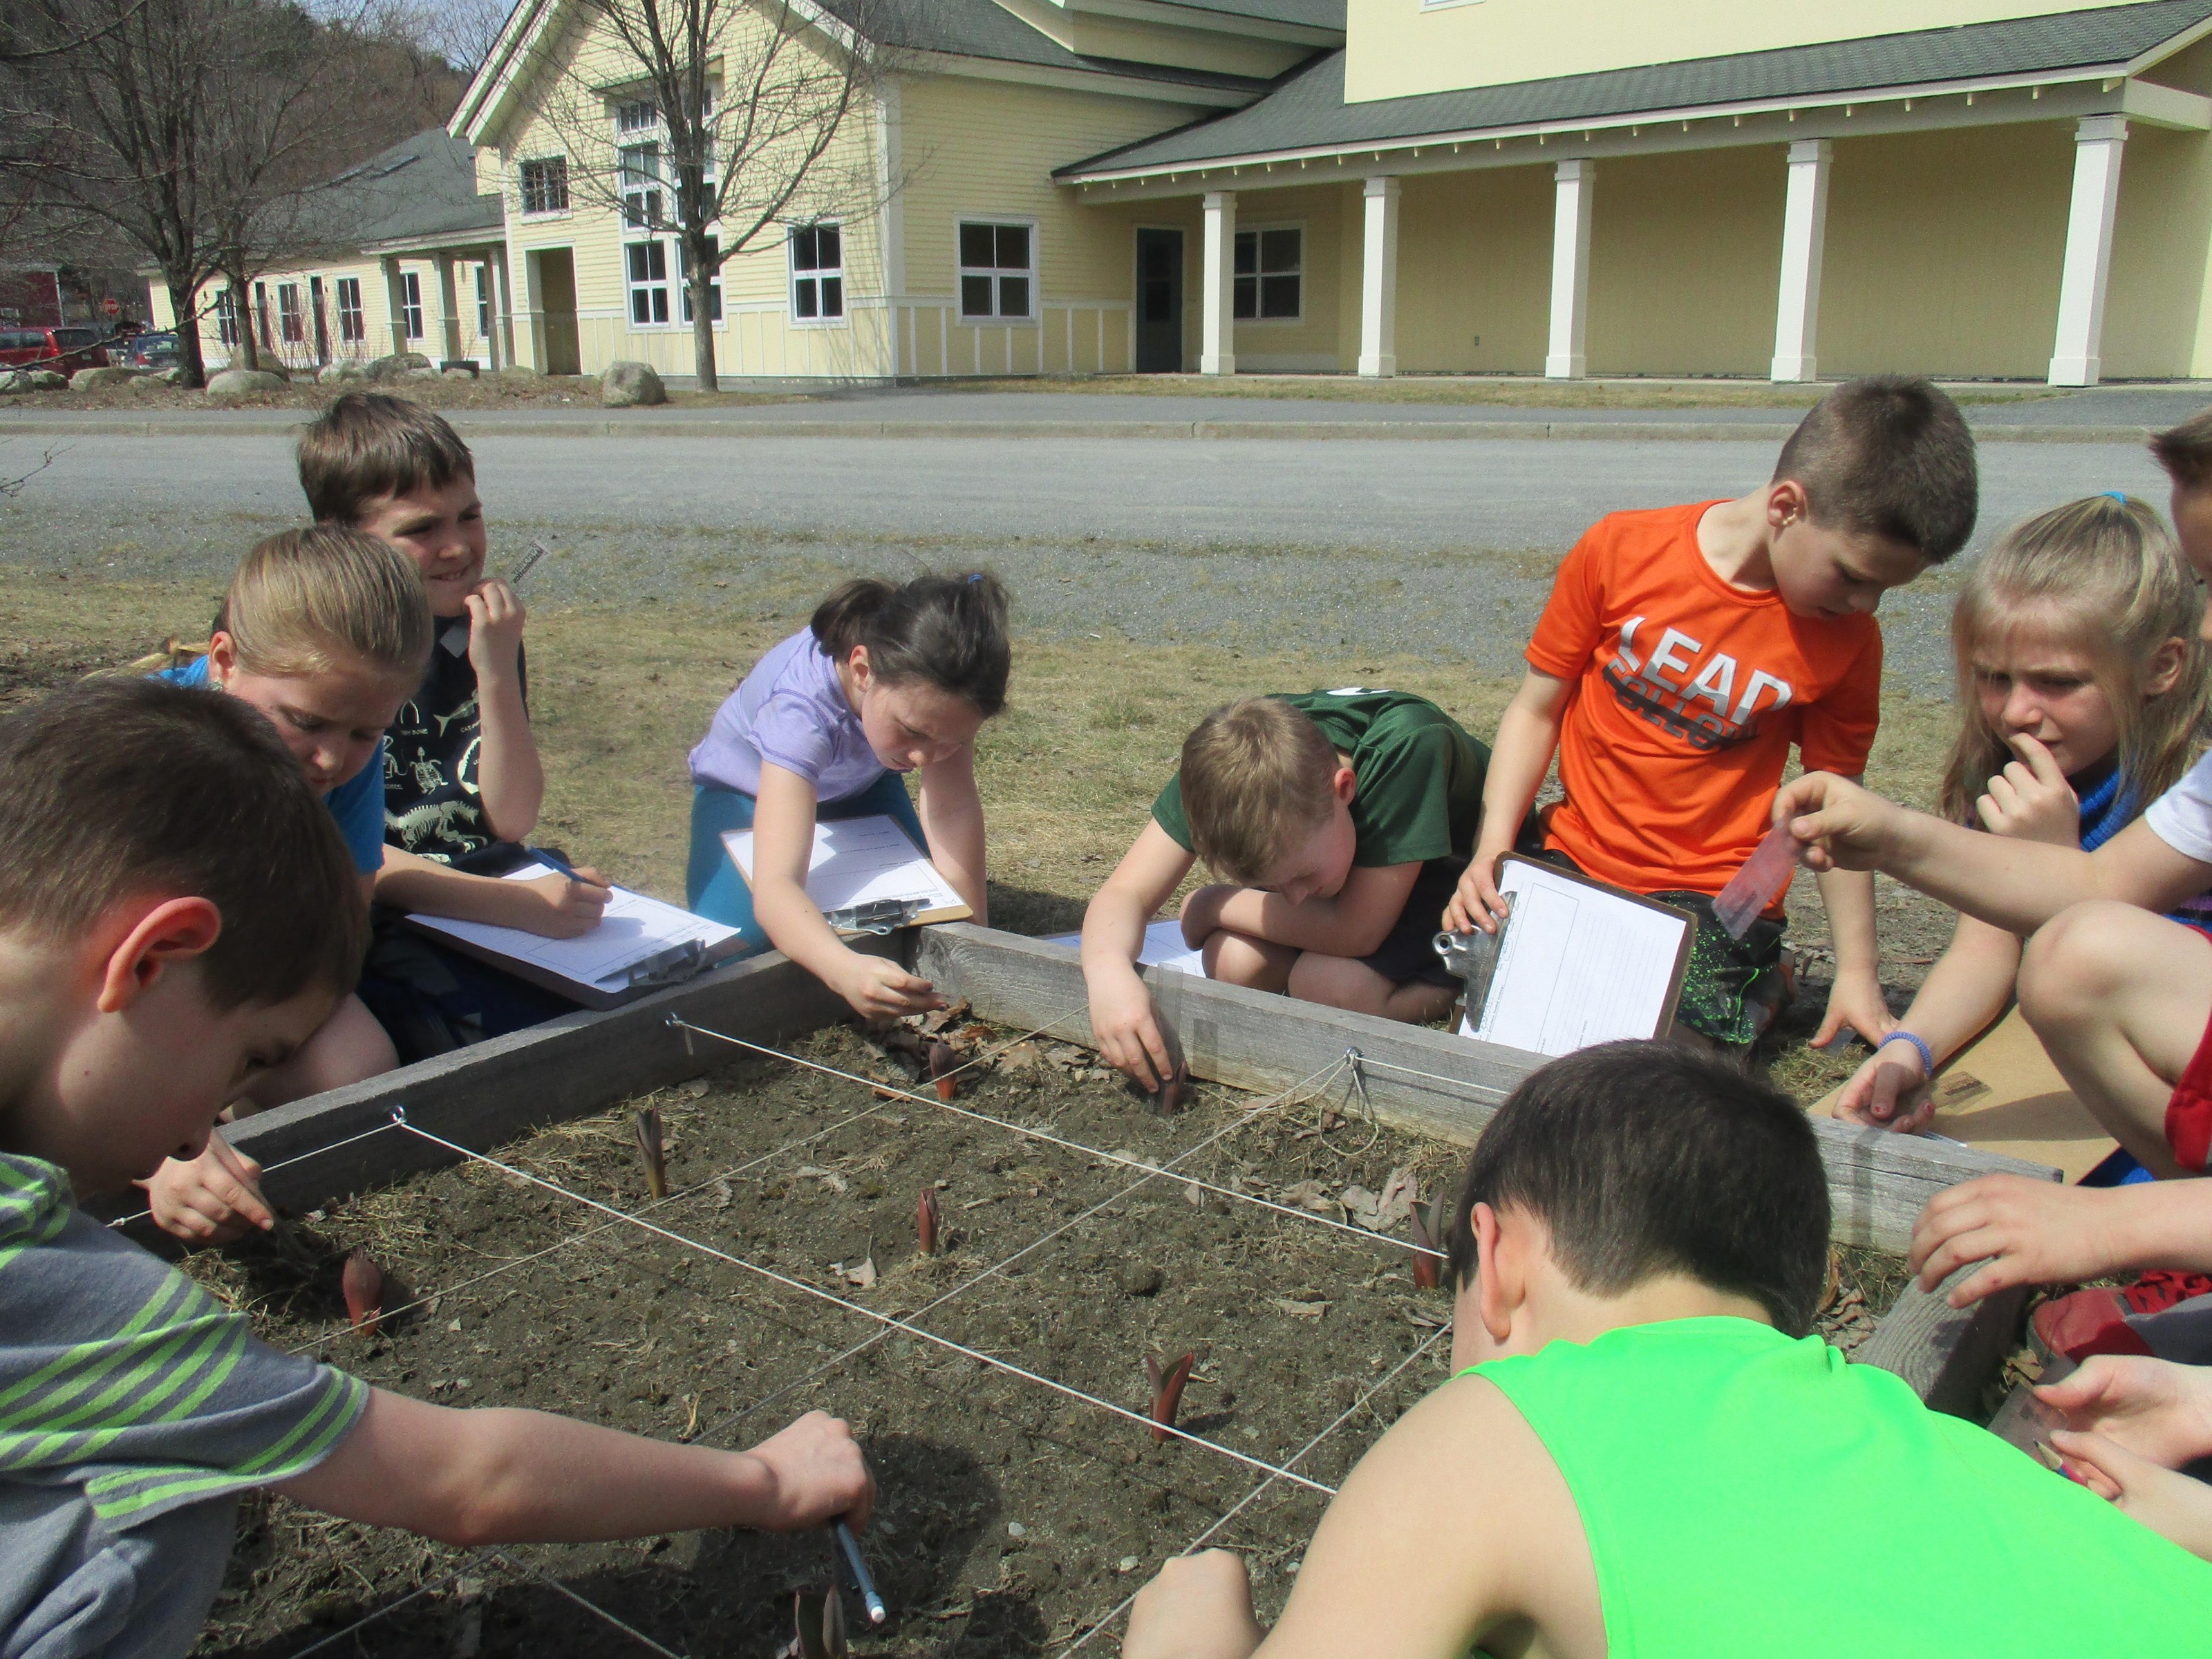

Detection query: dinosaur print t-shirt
xmin=1526 ymin=501 xmax=1882 ymax=899
xmin=385 ymin=617 xmax=528 ymax=864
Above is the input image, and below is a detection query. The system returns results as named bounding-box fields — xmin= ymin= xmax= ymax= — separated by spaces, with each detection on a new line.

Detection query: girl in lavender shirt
xmin=686 ymin=574 xmax=1009 ymax=1017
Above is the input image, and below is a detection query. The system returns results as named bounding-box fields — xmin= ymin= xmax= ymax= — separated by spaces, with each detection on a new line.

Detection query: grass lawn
xmin=0 ymin=565 xmax=1960 ymax=1103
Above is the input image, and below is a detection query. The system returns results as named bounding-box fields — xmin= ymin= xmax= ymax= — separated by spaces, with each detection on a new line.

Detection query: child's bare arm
xmin=916 ymin=744 xmax=986 ymax=924
xmin=465 ymin=578 xmax=544 ymax=842
xmin=375 ymin=847 xmax=610 ymax=939
xmin=274 ymin=1392 xmax=871 ymax=1547
xmin=1082 ymin=823 xmax=1194 ymax=1091
xmin=1836 ymin=913 xmax=2020 ymax=1131
xmin=1446 ymin=670 xmax=1570 ymax=934
xmin=1810 ymin=864 xmax=1890 ymax=1049
xmin=1185 ymin=862 xmax=1419 ymax=959
xmin=1912 ymin=1175 xmax=2212 ymax=1306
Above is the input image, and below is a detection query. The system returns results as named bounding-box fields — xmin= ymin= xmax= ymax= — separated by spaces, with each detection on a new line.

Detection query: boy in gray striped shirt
xmin=0 ymin=682 xmax=874 ymax=1659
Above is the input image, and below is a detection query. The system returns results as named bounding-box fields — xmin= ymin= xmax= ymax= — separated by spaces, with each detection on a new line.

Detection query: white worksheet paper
xmin=409 ymin=864 xmax=741 ymax=992
xmin=1046 ymin=920 xmax=1206 ymax=975
xmin=1463 ymin=862 xmax=1689 ymax=1057
xmin=722 ymin=815 xmax=964 ymax=916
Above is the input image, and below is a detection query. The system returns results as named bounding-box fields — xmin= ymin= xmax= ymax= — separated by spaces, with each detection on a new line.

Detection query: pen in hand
xmin=832 ymin=1517 xmax=886 ymax=1625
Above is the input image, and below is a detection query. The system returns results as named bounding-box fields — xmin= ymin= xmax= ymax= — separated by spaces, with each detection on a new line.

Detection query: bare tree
xmin=536 ymin=0 xmax=890 ymax=391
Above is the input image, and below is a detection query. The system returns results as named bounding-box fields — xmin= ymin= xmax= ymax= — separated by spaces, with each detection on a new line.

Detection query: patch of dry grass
xmin=957 ymin=375 xmax=2059 ymax=411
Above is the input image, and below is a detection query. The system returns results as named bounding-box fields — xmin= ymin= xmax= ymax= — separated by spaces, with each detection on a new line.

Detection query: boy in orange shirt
xmin=1445 ymin=376 xmax=1978 ymax=1047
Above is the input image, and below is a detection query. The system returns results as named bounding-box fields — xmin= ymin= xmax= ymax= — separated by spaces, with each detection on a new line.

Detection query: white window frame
xmin=518 ymin=156 xmax=570 ymax=217
xmin=335 ymin=276 xmax=364 ymax=343
xmin=625 ymin=238 xmax=672 ymax=327
xmin=276 ymin=281 xmax=303 ymax=344
xmin=215 ymin=288 xmax=240 ymax=346
xmin=615 ymin=97 xmax=659 ymax=134
xmin=619 ymin=142 xmax=664 ymax=230
xmin=399 ymin=270 xmax=424 ymax=340
xmin=955 ymin=215 xmax=1038 ymax=324
xmin=677 ymin=237 xmax=722 ymax=326
xmin=1233 ymin=221 xmax=1304 ymax=326
xmin=787 ymin=222 xmax=845 ymax=326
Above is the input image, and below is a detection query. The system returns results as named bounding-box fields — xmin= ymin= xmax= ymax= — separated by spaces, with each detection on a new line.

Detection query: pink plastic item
xmin=1713 ymin=823 xmax=1799 ymax=939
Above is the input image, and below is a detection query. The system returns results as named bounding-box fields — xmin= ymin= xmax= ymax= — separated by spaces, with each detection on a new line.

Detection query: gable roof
xmin=1059 ymin=0 xmax=2212 ymax=178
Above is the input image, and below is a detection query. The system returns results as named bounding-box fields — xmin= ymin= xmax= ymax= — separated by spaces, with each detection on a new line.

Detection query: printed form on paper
xmin=723 ymin=815 xmax=966 ymax=918
xmin=1464 ymin=861 xmax=1691 ymax=1057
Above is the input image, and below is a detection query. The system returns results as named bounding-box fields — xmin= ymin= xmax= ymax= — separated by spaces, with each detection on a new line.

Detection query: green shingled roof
xmin=310 ymin=128 xmax=502 ymax=252
xmin=1058 ymin=0 xmax=2212 ymax=177
xmin=812 ymin=0 xmax=1295 ymax=93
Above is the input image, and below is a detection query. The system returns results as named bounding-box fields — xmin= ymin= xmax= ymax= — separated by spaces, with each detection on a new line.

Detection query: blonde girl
xmin=1839 ymin=494 xmax=2211 ymax=1130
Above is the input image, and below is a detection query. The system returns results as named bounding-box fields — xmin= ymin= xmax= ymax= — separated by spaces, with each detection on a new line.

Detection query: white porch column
xmin=1200 ymin=189 xmax=1237 ymax=376
xmin=493 ymin=247 xmax=519 ymax=370
xmin=433 ymin=252 xmax=462 ymax=363
xmin=2049 ymin=115 xmax=2129 ymax=387
xmin=1545 ymin=159 xmax=1595 ymax=379
xmin=1358 ymin=175 xmax=1401 ymax=378
xmin=1770 ymin=140 xmax=1832 ymax=382
xmin=379 ymin=256 xmax=408 ymax=357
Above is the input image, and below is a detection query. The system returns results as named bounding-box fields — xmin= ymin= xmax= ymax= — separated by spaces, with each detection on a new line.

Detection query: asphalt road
xmin=0 ymin=429 xmax=2173 ymax=691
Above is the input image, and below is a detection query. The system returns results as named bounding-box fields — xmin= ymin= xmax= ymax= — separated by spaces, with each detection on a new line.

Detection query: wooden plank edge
xmin=1859 ymin=1268 xmax=2034 ymax=1414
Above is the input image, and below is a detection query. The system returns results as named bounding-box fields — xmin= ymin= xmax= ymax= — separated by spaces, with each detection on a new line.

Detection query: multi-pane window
xmin=277 ymin=283 xmax=303 ymax=344
xmin=335 ymin=276 xmax=364 ymax=343
xmin=254 ymin=282 xmax=272 ymax=349
xmin=619 ymin=143 xmax=663 ymax=229
xmin=399 ymin=271 xmax=424 ymax=340
xmin=616 ymin=99 xmax=658 ymax=133
xmin=1233 ymin=227 xmax=1302 ymax=321
xmin=519 ymin=156 xmax=568 ymax=214
xmin=789 ymin=223 xmax=843 ymax=321
xmin=958 ymin=221 xmax=1032 ymax=321
xmin=215 ymin=288 xmax=240 ymax=346
xmin=626 ymin=241 xmax=671 ymax=324
xmin=677 ymin=238 xmax=722 ymax=324
xmin=476 ymin=263 xmax=492 ymax=337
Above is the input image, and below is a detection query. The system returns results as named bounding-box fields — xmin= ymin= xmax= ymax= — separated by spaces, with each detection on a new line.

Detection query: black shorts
xmin=1355 ymin=857 xmax=1465 ymax=990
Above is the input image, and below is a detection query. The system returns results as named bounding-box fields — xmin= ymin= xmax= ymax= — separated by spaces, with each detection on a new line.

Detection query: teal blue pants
xmin=685 ymin=772 xmax=929 ymax=953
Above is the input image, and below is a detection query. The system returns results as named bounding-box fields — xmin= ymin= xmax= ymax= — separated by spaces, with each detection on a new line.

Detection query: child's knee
xmin=1202 ymin=929 xmax=1270 ymax=986
xmin=2020 ymin=901 xmax=2144 ymax=1035
xmin=1286 ymin=951 xmax=1389 ymax=1013
xmin=311 ymin=995 xmax=399 ymax=1088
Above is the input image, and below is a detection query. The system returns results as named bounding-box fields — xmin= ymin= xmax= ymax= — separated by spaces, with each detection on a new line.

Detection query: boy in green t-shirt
xmin=1122 ymin=1042 xmax=2212 ymax=1659
xmin=1082 ymin=690 xmax=1487 ymax=1091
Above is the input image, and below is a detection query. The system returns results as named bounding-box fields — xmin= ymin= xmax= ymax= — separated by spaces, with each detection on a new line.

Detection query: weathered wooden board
xmin=1857 ymin=1269 xmax=2032 ymax=1418
xmin=912 ymin=924 xmax=2062 ymax=1258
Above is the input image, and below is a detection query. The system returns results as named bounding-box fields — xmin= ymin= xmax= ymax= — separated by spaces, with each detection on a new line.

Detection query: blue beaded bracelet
xmin=1881 ymin=1030 xmax=1936 ymax=1077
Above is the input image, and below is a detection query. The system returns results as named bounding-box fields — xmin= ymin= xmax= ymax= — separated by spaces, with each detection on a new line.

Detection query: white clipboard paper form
xmin=409 ymin=864 xmax=742 ymax=996
xmin=1464 ymin=860 xmax=1692 ymax=1057
xmin=722 ymin=815 xmax=966 ymax=919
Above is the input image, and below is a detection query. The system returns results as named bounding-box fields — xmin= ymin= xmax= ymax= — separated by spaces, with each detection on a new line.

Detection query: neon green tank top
xmin=1466 ymin=1318 xmax=2212 ymax=1657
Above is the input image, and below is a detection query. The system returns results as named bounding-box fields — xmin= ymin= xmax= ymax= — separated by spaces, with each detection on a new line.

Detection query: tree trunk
xmin=227 ymin=274 xmax=261 ymax=372
xmin=690 ymin=259 xmax=718 ymax=393
xmin=169 ymin=276 xmax=208 ymax=389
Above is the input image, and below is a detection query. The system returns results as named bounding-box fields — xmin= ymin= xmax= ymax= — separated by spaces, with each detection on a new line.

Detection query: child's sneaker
xmin=2032 ymin=1274 xmax=2212 ymax=1365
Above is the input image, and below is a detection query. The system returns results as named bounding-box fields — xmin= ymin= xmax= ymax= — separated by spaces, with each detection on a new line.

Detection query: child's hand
xmin=139 ymin=1132 xmax=275 ymax=1244
xmin=1812 ymin=969 xmax=1893 ymax=1052
xmin=740 ymin=1410 xmax=875 ymax=1532
xmin=521 ymin=865 xmax=612 ymax=937
xmin=1125 ymin=1550 xmax=1266 ymax=1659
xmin=1834 ymin=1040 xmax=1936 ymax=1132
xmin=1091 ymin=971 xmax=1174 ymax=1092
xmin=834 ymin=953 xmax=943 ymax=1020
xmin=2046 ymin=1428 xmax=2212 ymax=1559
xmin=1977 ymin=733 xmax=2081 ymax=846
xmin=463 ymin=578 xmax=527 ymax=684
xmin=1443 ymin=847 xmax=1511 ymax=935
xmin=1179 ymin=884 xmax=1234 ymax=950
xmin=1907 ymin=1174 xmax=2124 ymax=1305
xmin=1773 ymin=773 xmax=1898 ymax=872
xmin=2038 ymin=1355 xmax=2212 ymax=1470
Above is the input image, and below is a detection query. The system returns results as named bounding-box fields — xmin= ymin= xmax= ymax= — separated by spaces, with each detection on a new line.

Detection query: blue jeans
xmin=685 ymin=771 xmax=930 ymax=952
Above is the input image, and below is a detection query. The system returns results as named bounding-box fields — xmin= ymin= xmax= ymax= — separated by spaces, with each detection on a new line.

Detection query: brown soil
xmin=180 ymin=1018 xmax=1900 ymax=1659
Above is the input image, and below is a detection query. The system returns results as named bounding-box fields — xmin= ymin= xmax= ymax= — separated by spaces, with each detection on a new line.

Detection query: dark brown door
xmin=1134 ymin=228 xmax=1183 ymax=373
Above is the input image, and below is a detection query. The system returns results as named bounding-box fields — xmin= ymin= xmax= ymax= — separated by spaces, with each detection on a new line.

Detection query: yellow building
xmin=167 ymin=2 xmax=2212 ymax=386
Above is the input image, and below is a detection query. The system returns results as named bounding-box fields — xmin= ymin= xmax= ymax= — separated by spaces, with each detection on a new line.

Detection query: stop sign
xmin=101 ymin=297 xmax=120 ymax=317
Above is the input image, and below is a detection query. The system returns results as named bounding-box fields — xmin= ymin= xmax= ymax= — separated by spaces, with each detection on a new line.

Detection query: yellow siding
xmin=2104 ymin=124 xmax=2212 ymax=378
xmin=1345 ymin=0 xmax=2163 ymax=104
xmin=1385 ymin=167 xmax=1548 ymax=373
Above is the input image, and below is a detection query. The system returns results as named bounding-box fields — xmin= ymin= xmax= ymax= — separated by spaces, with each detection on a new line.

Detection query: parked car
xmin=0 ymin=326 xmax=109 ymax=374
xmin=122 ymin=331 xmax=180 ymax=370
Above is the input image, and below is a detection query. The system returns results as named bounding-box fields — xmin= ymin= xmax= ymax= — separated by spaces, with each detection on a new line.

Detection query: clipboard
xmin=406 ymin=864 xmax=748 ymax=1010
xmin=1445 ymin=854 xmax=1696 ymax=1057
xmin=722 ymin=814 xmax=972 ymax=937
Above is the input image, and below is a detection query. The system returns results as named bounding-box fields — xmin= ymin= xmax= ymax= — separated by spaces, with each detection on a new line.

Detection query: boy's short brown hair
xmin=2150 ymin=408 xmax=2212 ymax=490
xmin=297 ymin=391 xmax=475 ymax=525
xmin=0 ymin=680 xmax=368 ymax=1009
xmin=1772 ymin=375 xmax=1978 ymax=563
xmin=1179 ymin=697 xmax=1339 ymax=885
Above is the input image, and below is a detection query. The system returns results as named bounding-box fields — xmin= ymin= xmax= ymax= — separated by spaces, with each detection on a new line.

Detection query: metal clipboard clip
xmin=621 ymin=937 xmax=711 ymax=990
xmin=822 ymin=897 xmax=928 ymax=937
xmin=1434 ymin=902 xmax=1514 ymax=1024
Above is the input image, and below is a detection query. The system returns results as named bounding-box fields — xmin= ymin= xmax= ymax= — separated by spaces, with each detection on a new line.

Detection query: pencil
xmin=832 ymin=1518 xmax=887 ymax=1624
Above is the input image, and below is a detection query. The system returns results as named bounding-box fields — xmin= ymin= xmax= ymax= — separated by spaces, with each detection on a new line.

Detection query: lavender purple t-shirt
xmin=688 ymin=628 xmax=888 ymax=802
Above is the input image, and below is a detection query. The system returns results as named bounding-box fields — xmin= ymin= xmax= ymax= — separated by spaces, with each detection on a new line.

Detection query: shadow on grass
xmin=985 ymin=882 xmax=1087 ymax=939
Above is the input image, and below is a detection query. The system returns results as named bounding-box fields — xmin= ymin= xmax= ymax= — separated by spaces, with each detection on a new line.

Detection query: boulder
xmin=366 ymin=351 xmax=431 ymax=382
xmin=70 ymin=366 xmax=140 ymax=391
xmin=601 ymin=359 xmax=666 ymax=408
xmin=24 ymin=370 xmax=67 ymax=391
xmin=204 ymin=368 xmax=288 ymax=397
xmin=0 ymin=371 xmax=28 ymax=395
xmin=494 ymin=364 xmax=543 ymax=383
xmin=124 ymin=373 xmax=171 ymax=395
xmin=152 ymin=366 xmax=185 ymax=386
xmin=317 ymin=361 xmax=369 ymax=384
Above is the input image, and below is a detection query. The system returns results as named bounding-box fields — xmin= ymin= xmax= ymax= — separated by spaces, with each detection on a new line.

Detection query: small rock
xmin=601 ymin=359 xmax=666 ymax=407
xmin=366 ymin=350 xmax=431 ymax=381
xmin=1006 ymin=1521 xmax=1026 ymax=1539
xmin=0 ymin=371 xmax=29 ymax=395
xmin=1117 ymin=1555 xmax=1141 ymax=1573
xmin=25 ymin=369 xmax=67 ymax=390
xmin=683 ymin=1077 xmax=711 ymax=1098
xmin=1121 ymin=1263 xmax=1162 ymax=1297
xmin=204 ymin=367 xmax=285 ymax=397
xmin=124 ymin=373 xmax=170 ymax=395
xmin=70 ymin=365 xmax=138 ymax=390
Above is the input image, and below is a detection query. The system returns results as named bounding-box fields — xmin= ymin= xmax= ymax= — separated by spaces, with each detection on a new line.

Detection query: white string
xmin=489 ymin=1550 xmax=689 ymax=1658
xmin=107 ymin=1118 xmax=405 ymax=1231
xmin=277 ymin=1553 xmax=498 ymax=1659
xmin=391 ymin=1112 xmax=1338 ymax=1497
xmin=1347 ymin=1051 xmax=1512 ymax=1103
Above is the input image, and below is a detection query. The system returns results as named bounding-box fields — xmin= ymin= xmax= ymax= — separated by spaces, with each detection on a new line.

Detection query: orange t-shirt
xmin=1526 ymin=501 xmax=1882 ymax=899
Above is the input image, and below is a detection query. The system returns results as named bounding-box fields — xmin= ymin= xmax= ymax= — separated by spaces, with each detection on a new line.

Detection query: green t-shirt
xmin=1152 ymin=689 xmax=1489 ymax=869
xmin=1468 ymin=1318 xmax=2212 ymax=1657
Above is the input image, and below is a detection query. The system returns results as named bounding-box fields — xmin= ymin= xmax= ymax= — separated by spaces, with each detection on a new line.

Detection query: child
xmin=0 ymin=680 xmax=872 ymax=1659
xmin=1084 ymin=692 xmax=1488 ymax=1091
xmin=1837 ymin=496 xmax=2209 ymax=1132
xmin=1443 ymin=375 xmax=1980 ymax=1049
xmin=301 ymin=393 xmax=612 ymax=1059
xmin=1781 ymin=413 xmax=2212 ymax=1363
xmin=686 ymin=574 xmax=1006 ymax=1018
xmin=1121 ymin=1042 xmax=2212 ymax=1659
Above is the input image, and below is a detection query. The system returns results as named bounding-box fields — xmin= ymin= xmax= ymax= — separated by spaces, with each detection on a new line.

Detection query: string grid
xmin=275 ymin=1011 xmax=1474 ymax=1658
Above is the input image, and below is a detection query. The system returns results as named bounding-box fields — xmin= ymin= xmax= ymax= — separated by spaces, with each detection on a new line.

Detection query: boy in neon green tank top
xmin=1125 ymin=1043 xmax=2212 ymax=1659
